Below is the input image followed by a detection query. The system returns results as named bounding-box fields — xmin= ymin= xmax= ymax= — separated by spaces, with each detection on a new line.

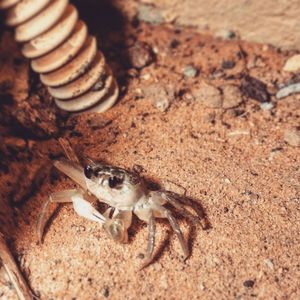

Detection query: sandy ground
xmin=0 ymin=2 xmax=300 ymax=299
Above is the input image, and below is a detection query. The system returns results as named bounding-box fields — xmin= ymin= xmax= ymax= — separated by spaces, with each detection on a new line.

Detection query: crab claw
xmin=103 ymin=210 xmax=132 ymax=243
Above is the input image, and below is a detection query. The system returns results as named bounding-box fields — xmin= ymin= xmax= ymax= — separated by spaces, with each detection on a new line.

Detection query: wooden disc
xmin=54 ymin=70 xmax=117 ymax=112
xmin=40 ymin=36 xmax=97 ymax=87
xmin=5 ymin=0 xmax=51 ymax=26
xmin=31 ymin=21 xmax=87 ymax=73
xmin=48 ymin=52 xmax=106 ymax=99
xmin=0 ymin=0 xmax=21 ymax=10
xmin=15 ymin=0 xmax=68 ymax=42
xmin=22 ymin=5 xmax=78 ymax=59
xmin=85 ymin=79 xmax=119 ymax=113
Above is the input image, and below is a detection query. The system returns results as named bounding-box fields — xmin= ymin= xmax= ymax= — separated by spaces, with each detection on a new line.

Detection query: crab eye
xmin=108 ymin=176 xmax=122 ymax=188
xmin=84 ymin=165 xmax=93 ymax=179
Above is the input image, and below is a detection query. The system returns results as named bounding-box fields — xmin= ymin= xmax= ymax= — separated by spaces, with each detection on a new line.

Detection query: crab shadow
xmin=72 ymin=0 xmax=132 ymax=94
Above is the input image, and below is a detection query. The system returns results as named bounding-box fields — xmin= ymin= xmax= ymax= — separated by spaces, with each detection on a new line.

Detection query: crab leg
xmin=152 ymin=191 xmax=200 ymax=224
xmin=155 ymin=205 xmax=189 ymax=259
xmin=37 ymin=189 xmax=106 ymax=243
xmin=53 ymin=159 xmax=87 ymax=191
xmin=0 ymin=233 xmax=35 ymax=300
xmin=140 ymin=213 xmax=156 ymax=269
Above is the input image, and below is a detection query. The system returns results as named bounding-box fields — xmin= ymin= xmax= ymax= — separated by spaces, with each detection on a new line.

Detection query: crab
xmin=37 ymin=141 xmax=202 ymax=268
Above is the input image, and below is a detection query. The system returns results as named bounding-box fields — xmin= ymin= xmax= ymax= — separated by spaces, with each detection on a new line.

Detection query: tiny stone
xmin=264 ymin=259 xmax=274 ymax=270
xmin=155 ymin=97 xmax=170 ymax=112
xmin=170 ymin=39 xmax=180 ymax=49
xmin=143 ymin=83 xmax=174 ymax=112
xmin=262 ymin=44 xmax=269 ymax=52
xmin=199 ymin=282 xmax=206 ymax=291
xmin=87 ymin=117 xmax=112 ymax=130
xmin=276 ymin=83 xmax=300 ymax=99
xmin=194 ymin=82 xmax=222 ymax=108
xmin=241 ymin=75 xmax=270 ymax=103
xmin=137 ymin=4 xmax=164 ymax=25
xmin=216 ymin=29 xmax=236 ymax=40
xmin=260 ymin=102 xmax=274 ymax=110
xmin=283 ymin=54 xmax=300 ymax=72
xmin=141 ymin=73 xmax=151 ymax=81
xmin=101 ymin=286 xmax=110 ymax=298
xmin=128 ymin=41 xmax=154 ymax=69
xmin=224 ymin=178 xmax=231 ymax=184
xmin=222 ymin=84 xmax=243 ymax=109
xmin=243 ymin=280 xmax=255 ymax=288
xmin=283 ymin=127 xmax=300 ymax=147
xmin=183 ymin=65 xmax=198 ymax=78
xmin=137 ymin=253 xmax=145 ymax=259
xmin=221 ymin=60 xmax=236 ymax=69
xmin=160 ymin=274 xmax=168 ymax=289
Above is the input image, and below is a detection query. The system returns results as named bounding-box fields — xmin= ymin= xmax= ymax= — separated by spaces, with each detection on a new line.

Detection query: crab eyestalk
xmin=0 ymin=0 xmax=119 ymax=113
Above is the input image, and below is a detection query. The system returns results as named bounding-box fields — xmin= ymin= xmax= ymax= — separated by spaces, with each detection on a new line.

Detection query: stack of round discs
xmin=0 ymin=0 xmax=119 ymax=113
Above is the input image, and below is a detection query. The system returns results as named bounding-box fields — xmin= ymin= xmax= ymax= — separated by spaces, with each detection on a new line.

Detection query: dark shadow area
xmin=72 ymin=0 xmax=131 ymax=90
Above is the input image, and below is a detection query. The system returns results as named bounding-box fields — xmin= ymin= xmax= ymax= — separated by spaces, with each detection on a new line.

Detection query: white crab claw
xmin=71 ymin=195 xmax=106 ymax=224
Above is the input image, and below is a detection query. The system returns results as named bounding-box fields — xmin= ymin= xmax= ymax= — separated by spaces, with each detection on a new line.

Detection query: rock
xmin=283 ymin=54 xmax=300 ymax=72
xmin=243 ymin=280 xmax=255 ymax=288
xmin=137 ymin=4 xmax=164 ymax=25
xmin=183 ymin=65 xmax=198 ymax=78
xmin=194 ymin=82 xmax=222 ymax=108
xmin=264 ymin=259 xmax=274 ymax=270
xmin=101 ymin=286 xmax=110 ymax=298
xmin=143 ymin=83 xmax=175 ymax=112
xmin=260 ymin=102 xmax=274 ymax=110
xmin=241 ymin=75 xmax=270 ymax=103
xmin=283 ymin=128 xmax=300 ymax=147
xmin=215 ymin=29 xmax=237 ymax=40
xmin=128 ymin=41 xmax=155 ymax=69
xmin=276 ymin=83 xmax=300 ymax=99
xmin=222 ymin=84 xmax=243 ymax=109
xmin=221 ymin=60 xmax=236 ymax=69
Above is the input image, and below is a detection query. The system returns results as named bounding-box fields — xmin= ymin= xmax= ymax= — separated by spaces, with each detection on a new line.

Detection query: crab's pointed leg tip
xmin=183 ymin=253 xmax=189 ymax=262
xmin=139 ymin=257 xmax=153 ymax=270
xmin=36 ymin=230 xmax=44 ymax=245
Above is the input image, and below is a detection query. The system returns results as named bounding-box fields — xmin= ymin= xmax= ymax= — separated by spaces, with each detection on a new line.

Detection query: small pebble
xmin=183 ymin=65 xmax=198 ymax=78
xmin=194 ymin=82 xmax=222 ymax=108
xmin=128 ymin=41 xmax=154 ymax=69
xmin=215 ymin=29 xmax=236 ymax=40
xmin=243 ymin=280 xmax=255 ymax=288
xmin=264 ymin=259 xmax=274 ymax=270
xmin=241 ymin=75 xmax=270 ymax=103
xmin=221 ymin=60 xmax=236 ymax=69
xmin=260 ymin=102 xmax=274 ymax=110
xmin=283 ymin=127 xmax=300 ymax=147
xmin=222 ymin=84 xmax=243 ymax=109
xmin=283 ymin=54 xmax=300 ymax=72
xmin=143 ymin=83 xmax=174 ymax=112
xmin=169 ymin=39 xmax=180 ymax=49
xmin=199 ymin=282 xmax=206 ymax=291
xmin=276 ymin=83 xmax=300 ymax=99
xmin=101 ymin=286 xmax=110 ymax=298
xmin=137 ymin=4 xmax=164 ymax=25
xmin=160 ymin=274 xmax=168 ymax=289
